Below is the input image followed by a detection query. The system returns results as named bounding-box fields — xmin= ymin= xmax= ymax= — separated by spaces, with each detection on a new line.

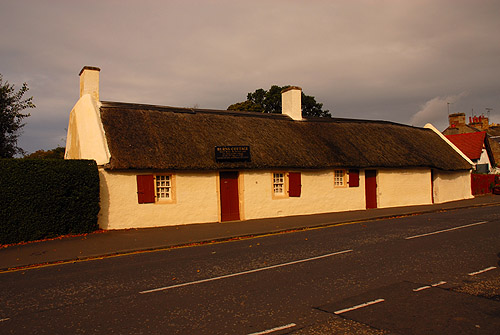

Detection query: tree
xmin=0 ymin=74 xmax=35 ymax=158
xmin=228 ymin=85 xmax=331 ymax=118
xmin=24 ymin=146 xmax=65 ymax=159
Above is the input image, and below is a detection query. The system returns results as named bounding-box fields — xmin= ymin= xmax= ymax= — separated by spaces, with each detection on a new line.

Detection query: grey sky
xmin=1 ymin=0 xmax=499 ymax=154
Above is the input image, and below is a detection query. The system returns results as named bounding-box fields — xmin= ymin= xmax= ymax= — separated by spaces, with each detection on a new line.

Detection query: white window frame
xmin=272 ymin=172 xmax=287 ymax=198
xmin=155 ymin=174 xmax=175 ymax=202
xmin=334 ymin=169 xmax=346 ymax=187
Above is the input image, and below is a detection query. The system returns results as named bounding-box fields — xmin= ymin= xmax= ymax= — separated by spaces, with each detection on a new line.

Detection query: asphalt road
xmin=1 ymin=205 xmax=499 ymax=334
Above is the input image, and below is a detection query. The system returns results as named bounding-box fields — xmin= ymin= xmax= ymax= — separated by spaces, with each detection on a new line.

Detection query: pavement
xmin=1 ymin=195 xmax=499 ymax=271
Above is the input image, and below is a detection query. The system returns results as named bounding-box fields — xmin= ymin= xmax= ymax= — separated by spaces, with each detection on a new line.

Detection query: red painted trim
xmin=137 ymin=175 xmax=155 ymax=203
xmin=348 ymin=169 xmax=360 ymax=187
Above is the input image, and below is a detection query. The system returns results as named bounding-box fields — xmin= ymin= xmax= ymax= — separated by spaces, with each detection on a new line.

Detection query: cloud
xmin=410 ymin=92 xmax=468 ymax=129
xmin=2 ymin=1 xmax=500 ymax=152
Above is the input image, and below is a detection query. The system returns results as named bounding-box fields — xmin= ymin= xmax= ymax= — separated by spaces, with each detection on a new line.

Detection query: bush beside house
xmin=0 ymin=159 xmax=100 ymax=244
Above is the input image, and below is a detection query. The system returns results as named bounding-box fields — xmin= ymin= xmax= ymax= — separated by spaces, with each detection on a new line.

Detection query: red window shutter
xmin=137 ymin=175 xmax=155 ymax=203
xmin=288 ymin=172 xmax=301 ymax=197
xmin=348 ymin=169 xmax=359 ymax=187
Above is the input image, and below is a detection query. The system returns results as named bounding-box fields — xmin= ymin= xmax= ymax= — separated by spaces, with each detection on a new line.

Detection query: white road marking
xmin=431 ymin=281 xmax=447 ymax=287
xmin=247 ymin=323 xmax=296 ymax=335
xmin=413 ymin=281 xmax=446 ymax=292
xmin=413 ymin=285 xmax=430 ymax=292
xmin=333 ymin=298 xmax=385 ymax=315
xmin=140 ymin=249 xmax=353 ymax=294
xmin=405 ymin=221 xmax=488 ymax=240
xmin=0 ymin=318 xmax=10 ymax=322
xmin=468 ymin=266 xmax=497 ymax=276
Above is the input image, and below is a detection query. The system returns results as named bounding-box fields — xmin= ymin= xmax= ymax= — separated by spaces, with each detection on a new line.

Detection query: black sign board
xmin=215 ymin=146 xmax=251 ymax=162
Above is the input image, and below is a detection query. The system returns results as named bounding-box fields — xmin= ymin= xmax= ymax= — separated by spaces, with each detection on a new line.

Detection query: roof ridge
xmin=101 ymin=101 xmax=292 ymax=120
xmin=100 ymin=101 xmax=420 ymax=127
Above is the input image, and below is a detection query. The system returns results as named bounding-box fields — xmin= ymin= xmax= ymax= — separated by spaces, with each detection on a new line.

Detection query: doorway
xmin=219 ymin=171 xmax=240 ymax=221
xmin=365 ymin=169 xmax=377 ymax=209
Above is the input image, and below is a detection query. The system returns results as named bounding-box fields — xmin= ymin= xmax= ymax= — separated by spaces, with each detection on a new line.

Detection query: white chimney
xmin=281 ymin=86 xmax=302 ymax=120
xmin=79 ymin=66 xmax=101 ymax=101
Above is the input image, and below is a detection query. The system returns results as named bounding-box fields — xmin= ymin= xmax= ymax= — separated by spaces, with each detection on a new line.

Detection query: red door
xmin=431 ymin=169 xmax=435 ymax=204
xmin=220 ymin=172 xmax=240 ymax=221
xmin=365 ymin=170 xmax=377 ymax=209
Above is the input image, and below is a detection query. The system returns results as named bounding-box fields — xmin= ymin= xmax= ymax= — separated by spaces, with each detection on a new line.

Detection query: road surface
xmin=1 ymin=205 xmax=499 ymax=334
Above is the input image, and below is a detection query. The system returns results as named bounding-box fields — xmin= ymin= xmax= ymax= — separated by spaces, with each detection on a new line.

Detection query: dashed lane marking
xmin=247 ymin=323 xmax=296 ymax=335
xmin=431 ymin=281 xmax=447 ymax=287
xmin=468 ymin=266 xmax=497 ymax=276
xmin=405 ymin=221 xmax=488 ymax=240
xmin=413 ymin=285 xmax=431 ymax=292
xmin=413 ymin=281 xmax=446 ymax=292
xmin=140 ymin=249 xmax=353 ymax=294
xmin=333 ymin=298 xmax=385 ymax=315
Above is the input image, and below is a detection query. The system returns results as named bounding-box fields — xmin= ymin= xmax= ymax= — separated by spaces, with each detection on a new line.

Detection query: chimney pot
xmin=79 ymin=66 xmax=101 ymax=101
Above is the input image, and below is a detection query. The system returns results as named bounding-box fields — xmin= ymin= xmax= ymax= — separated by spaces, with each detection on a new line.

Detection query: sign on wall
xmin=215 ymin=146 xmax=251 ymax=162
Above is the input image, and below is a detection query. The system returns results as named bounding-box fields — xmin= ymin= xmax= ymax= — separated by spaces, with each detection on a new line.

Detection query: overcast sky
xmin=2 ymin=0 xmax=499 ymax=154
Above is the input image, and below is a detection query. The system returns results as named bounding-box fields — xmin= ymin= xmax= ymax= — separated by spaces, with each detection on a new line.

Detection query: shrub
xmin=0 ymin=159 xmax=100 ymax=244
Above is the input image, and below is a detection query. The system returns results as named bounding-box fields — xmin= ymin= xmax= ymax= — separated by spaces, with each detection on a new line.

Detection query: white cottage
xmin=65 ymin=66 xmax=473 ymax=230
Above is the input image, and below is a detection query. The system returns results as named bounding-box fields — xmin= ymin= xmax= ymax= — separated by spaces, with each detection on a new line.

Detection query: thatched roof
xmin=100 ymin=101 xmax=471 ymax=171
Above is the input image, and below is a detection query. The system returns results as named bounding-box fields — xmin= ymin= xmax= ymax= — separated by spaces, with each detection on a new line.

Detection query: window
xmin=155 ymin=175 xmax=171 ymax=200
xmin=273 ymin=173 xmax=285 ymax=195
xmin=334 ymin=169 xmax=346 ymax=187
xmin=272 ymin=172 xmax=301 ymax=198
xmin=136 ymin=174 xmax=175 ymax=204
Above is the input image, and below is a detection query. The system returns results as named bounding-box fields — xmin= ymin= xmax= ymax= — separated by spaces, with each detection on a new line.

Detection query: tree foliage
xmin=228 ymin=85 xmax=331 ymax=118
xmin=24 ymin=146 xmax=65 ymax=159
xmin=0 ymin=74 xmax=35 ymax=158
xmin=0 ymin=159 xmax=99 ymax=244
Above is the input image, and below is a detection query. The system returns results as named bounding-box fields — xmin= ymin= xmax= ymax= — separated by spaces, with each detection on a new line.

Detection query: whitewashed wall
xmin=97 ymin=167 xmax=473 ymax=229
xmin=98 ymin=169 xmax=220 ymax=229
xmin=377 ymin=168 xmax=433 ymax=208
xmin=64 ymin=95 xmax=110 ymax=165
xmin=432 ymin=170 xmax=473 ymax=203
xmin=241 ymin=170 xmax=366 ymax=220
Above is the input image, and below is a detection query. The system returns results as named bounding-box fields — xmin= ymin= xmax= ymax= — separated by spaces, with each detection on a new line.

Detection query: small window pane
xmin=334 ymin=170 xmax=345 ymax=186
xmin=273 ymin=173 xmax=285 ymax=194
xmin=156 ymin=175 xmax=171 ymax=200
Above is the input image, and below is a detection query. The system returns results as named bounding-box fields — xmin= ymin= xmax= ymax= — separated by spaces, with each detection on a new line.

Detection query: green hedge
xmin=0 ymin=159 xmax=100 ymax=244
